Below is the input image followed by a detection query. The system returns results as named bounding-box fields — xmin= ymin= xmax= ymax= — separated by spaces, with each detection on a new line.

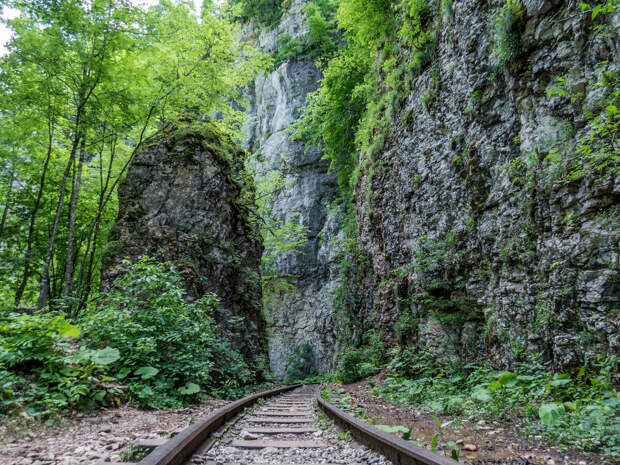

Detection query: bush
xmin=233 ymin=0 xmax=283 ymax=28
xmin=491 ymin=0 xmax=525 ymax=70
xmin=0 ymin=312 xmax=118 ymax=418
xmin=374 ymin=351 xmax=620 ymax=457
xmin=284 ymin=342 xmax=317 ymax=382
xmin=336 ymin=330 xmax=384 ymax=384
xmin=80 ymin=257 xmax=254 ymax=408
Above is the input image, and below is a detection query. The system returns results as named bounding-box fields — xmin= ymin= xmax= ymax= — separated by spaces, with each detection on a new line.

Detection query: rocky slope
xmin=352 ymin=0 xmax=619 ymax=369
xmin=103 ymin=119 xmax=267 ymax=367
xmin=242 ymin=0 xmax=341 ymax=378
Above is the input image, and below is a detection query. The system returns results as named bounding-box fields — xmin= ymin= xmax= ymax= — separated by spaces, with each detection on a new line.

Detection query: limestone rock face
xmin=244 ymin=0 xmax=618 ymax=375
xmin=243 ymin=0 xmax=341 ymax=378
xmin=352 ymin=0 xmax=619 ymax=369
xmin=103 ymin=120 xmax=267 ymax=366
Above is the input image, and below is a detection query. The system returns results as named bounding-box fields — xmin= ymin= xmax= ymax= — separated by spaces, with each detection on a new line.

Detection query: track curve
xmin=135 ymin=384 xmax=458 ymax=465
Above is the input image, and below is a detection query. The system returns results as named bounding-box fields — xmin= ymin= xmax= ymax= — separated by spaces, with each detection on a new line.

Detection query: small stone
xmin=578 ymin=462 xmax=586 ymax=465
xmin=547 ymin=459 xmax=555 ymax=465
xmin=455 ymin=439 xmax=464 ymax=445
xmin=239 ymin=430 xmax=258 ymax=440
xmin=463 ymin=444 xmax=477 ymax=451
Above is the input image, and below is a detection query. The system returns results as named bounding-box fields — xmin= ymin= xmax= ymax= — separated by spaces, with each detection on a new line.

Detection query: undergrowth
xmin=0 ymin=257 xmax=264 ymax=420
xmin=369 ymin=348 xmax=620 ymax=459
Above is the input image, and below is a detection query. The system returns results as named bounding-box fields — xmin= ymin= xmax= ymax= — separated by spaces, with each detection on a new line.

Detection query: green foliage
xmin=545 ymin=66 xmax=619 ymax=184
xmin=80 ymin=257 xmax=255 ymax=408
xmin=294 ymin=0 xmax=438 ymax=202
xmin=284 ymin=342 xmax=317 ymax=382
xmin=336 ymin=330 xmax=384 ymax=384
xmin=0 ymin=311 xmax=119 ymax=418
xmin=231 ymin=0 xmax=284 ymax=27
xmin=373 ymin=350 xmax=620 ymax=457
xmin=0 ymin=0 xmax=268 ymax=312
xmin=1 ymin=256 xmax=264 ymax=419
xmin=120 ymin=444 xmax=150 ymax=462
xmin=490 ymin=0 xmax=525 ymax=71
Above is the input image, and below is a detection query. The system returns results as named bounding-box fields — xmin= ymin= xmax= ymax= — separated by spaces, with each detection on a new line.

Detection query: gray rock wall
xmin=243 ymin=0 xmax=341 ymax=378
xmin=352 ymin=0 xmax=619 ymax=369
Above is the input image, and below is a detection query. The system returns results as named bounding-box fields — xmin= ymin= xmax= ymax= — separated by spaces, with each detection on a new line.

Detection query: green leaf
xmin=89 ymin=347 xmax=120 ymax=365
xmin=498 ymin=372 xmax=517 ymax=387
xmin=402 ymin=428 xmax=412 ymax=440
xmin=549 ymin=378 xmax=571 ymax=387
xmin=432 ymin=415 xmax=441 ymax=428
xmin=116 ymin=367 xmax=131 ymax=380
xmin=374 ymin=424 xmax=410 ymax=434
xmin=472 ymin=387 xmax=491 ymax=402
xmin=592 ymin=3 xmax=601 ymax=18
xmin=134 ymin=366 xmax=159 ymax=380
xmin=178 ymin=382 xmax=200 ymax=395
xmin=57 ymin=321 xmax=80 ymax=338
xmin=539 ymin=402 xmax=565 ymax=426
xmin=431 ymin=433 xmax=438 ymax=452
xmin=579 ymin=2 xmax=590 ymax=9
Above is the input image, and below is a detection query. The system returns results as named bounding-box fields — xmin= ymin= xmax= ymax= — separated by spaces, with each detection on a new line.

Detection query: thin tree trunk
xmin=14 ymin=105 xmax=55 ymax=309
xmin=0 ymin=171 xmax=15 ymax=239
xmin=63 ymin=137 xmax=86 ymax=300
xmin=77 ymin=106 xmax=156 ymax=311
xmin=37 ymin=129 xmax=82 ymax=310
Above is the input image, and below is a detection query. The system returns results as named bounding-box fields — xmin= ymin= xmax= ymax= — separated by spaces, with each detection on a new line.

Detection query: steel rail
xmin=138 ymin=384 xmax=301 ymax=465
xmin=316 ymin=394 xmax=459 ymax=465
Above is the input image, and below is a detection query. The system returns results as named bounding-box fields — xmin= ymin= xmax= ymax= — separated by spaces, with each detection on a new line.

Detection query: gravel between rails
xmin=195 ymin=386 xmax=394 ymax=465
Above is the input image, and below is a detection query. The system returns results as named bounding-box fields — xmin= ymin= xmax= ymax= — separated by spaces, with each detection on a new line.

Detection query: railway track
xmin=130 ymin=384 xmax=457 ymax=465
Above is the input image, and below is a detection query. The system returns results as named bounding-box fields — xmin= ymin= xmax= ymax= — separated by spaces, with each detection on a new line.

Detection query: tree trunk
xmin=14 ymin=108 xmax=55 ymax=309
xmin=37 ymin=130 xmax=82 ymax=310
xmin=0 ymin=171 xmax=15 ymax=239
xmin=63 ymin=137 xmax=86 ymax=300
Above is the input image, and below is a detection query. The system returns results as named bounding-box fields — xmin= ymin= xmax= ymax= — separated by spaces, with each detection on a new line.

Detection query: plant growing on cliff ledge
xmin=491 ymin=0 xmax=525 ymax=71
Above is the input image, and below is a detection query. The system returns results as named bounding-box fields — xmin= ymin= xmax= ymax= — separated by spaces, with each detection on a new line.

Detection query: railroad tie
xmin=245 ymin=427 xmax=318 ymax=434
xmin=250 ymin=416 xmax=314 ymax=423
xmin=231 ymin=439 xmax=328 ymax=449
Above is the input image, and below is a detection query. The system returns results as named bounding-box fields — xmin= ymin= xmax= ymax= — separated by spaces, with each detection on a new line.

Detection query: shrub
xmin=233 ymin=0 xmax=283 ymax=28
xmin=336 ymin=330 xmax=384 ymax=384
xmin=79 ymin=257 xmax=254 ymax=408
xmin=0 ymin=312 xmax=118 ymax=418
xmin=490 ymin=0 xmax=525 ymax=70
xmin=284 ymin=342 xmax=317 ymax=382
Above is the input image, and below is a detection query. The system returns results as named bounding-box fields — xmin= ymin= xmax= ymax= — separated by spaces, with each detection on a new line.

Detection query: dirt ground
xmin=332 ymin=379 xmax=610 ymax=465
xmin=0 ymin=399 xmax=227 ymax=465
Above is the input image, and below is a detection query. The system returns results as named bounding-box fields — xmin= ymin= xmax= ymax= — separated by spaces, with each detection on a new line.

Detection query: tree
xmin=0 ymin=0 xmax=268 ymax=311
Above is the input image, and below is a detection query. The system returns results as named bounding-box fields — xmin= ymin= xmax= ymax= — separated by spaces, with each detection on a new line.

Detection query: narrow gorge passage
xmin=195 ymin=386 xmax=392 ymax=465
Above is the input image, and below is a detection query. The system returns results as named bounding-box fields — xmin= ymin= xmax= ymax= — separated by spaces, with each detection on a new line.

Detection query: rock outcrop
xmin=243 ymin=0 xmax=341 ymax=378
xmin=103 ymin=119 xmax=267 ymax=367
xmin=351 ymin=0 xmax=619 ymax=369
xmin=243 ymin=0 xmax=618 ymax=375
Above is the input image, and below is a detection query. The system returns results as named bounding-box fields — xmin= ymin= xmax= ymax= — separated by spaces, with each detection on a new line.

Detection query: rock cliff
xmin=103 ymin=119 xmax=268 ymax=367
xmin=351 ymin=0 xmax=619 ymax=369
xmin=245 ymin=0 xmax=618 ymax=375
xmin=242 ymin=0 xmax=341 ymax=378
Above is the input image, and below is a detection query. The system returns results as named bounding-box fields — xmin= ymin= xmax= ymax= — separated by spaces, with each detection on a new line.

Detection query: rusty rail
xmin=316 ymin=394 xmax=458 ymax=465
xmin=138 ymin=384 xmax=301 ymax=465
